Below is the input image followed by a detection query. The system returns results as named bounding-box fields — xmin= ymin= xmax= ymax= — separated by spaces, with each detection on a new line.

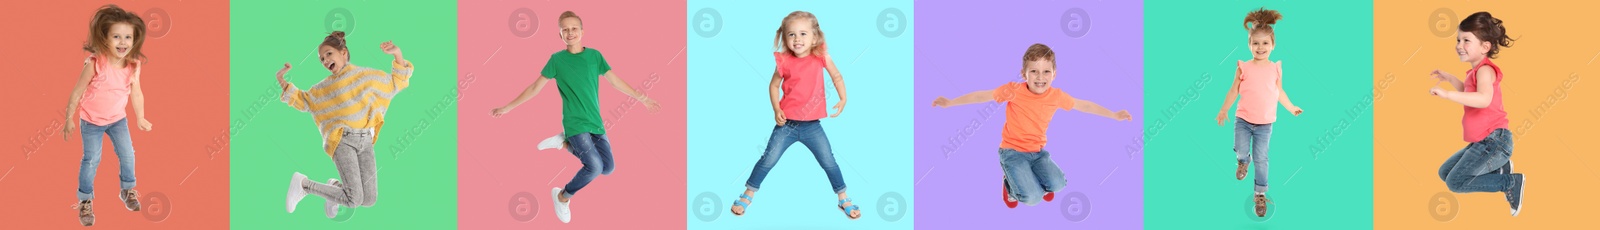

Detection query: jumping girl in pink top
xmin=1429 ymin=11 xmax=1524 ymax=216
xmin=1214 ymin=7 xmax=1305 ymax=218
xmin=60 ymin=4 xmax=153 ymax=226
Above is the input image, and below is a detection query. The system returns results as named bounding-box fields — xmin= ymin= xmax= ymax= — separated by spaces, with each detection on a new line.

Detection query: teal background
xmin=1144 ymin=0 xmax=1374 ymax=229
xmin=228 ymin=0 xmax=459 ymax=229
xmin=685 ymin=0 xmax=914 ymax=229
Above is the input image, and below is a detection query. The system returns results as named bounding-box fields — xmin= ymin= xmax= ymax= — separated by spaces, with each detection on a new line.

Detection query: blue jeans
xmin=1000 ymin=148 xmax=1066 ymax=206
xmin=78 ymin=118 xmax=137 ymax=200
xmin=562 ymin=133 xmax=614 ymax=197
xmin=1439 ymin=128 xmax=1515 ymax=193
xmin=744 ymin=120 xmax=848 ymax=194
xmin=1234 ymin=117 xmax=1271 ymax=193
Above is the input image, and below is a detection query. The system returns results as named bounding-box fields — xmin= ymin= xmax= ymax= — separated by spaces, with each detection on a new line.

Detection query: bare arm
xmin=490 ymin=77 xmax=550 ymax=117
xmin=1216 ymin=70 xmax=1243 ymax=126
xmin=823 ymin=55 xmax=847 ymax=117
xmin=61 ymin=59 xmax=95 ymax=141
xmin=1276 ymin=66 xmax=1302 ymax=116
xmin=602 ymin=70 xmax=660 ymax=112
xmin=932 ymin=90 xmax=995 ymax=108
xmin=131 ymin=63 xmax=152 ymax=131
xmin=1072 ymin=98 xmax=1131 ymax=121
xmin=770 ymin=67 xmax=786 ymax=125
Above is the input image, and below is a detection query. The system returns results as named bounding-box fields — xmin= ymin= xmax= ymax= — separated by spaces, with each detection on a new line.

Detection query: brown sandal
xmin=1254 ymin=194 xmax=1271 ymax=217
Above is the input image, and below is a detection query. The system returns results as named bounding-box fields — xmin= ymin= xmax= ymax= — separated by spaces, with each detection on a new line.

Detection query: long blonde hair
xmin=773 ymin=11 xmax=827 ymax=56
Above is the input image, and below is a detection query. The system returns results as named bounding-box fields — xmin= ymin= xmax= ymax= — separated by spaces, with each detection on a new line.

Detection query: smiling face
xmin=105 ymin=22 xmax=135 ymax=60
xmin=559 ymin=17 xmax=583 ymax=46
xmin=1020 ymin=59 xmax=1056 ymax=94
xmin=1248 ymin=31 xmax=1274 ymax=60
xmin=782 ymin=18 xmax=817 ymax=56
xmin=318 ymin=45 xmax=349 ymax=73
xmin=1455 ymin=31 xmax=1490 ymax=63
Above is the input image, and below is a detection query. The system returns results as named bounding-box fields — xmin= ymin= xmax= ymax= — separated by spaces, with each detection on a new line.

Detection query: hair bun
xmin=1243 ymin=7 xmax=1282 ymax=32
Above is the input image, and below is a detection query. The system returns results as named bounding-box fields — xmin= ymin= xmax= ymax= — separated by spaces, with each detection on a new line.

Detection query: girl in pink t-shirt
xmin=1429 ymin=11 xmax=1524 ymax=216
xmin=59 ymin=5 xmax=154 ymax=226
xmin=1214 ymin=8 xmax=1305 ymax=218
xmin=728 ymin=10 xmax=860 ymax=220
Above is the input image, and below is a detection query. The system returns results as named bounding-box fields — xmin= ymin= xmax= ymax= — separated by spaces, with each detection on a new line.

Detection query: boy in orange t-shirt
xmin=932 ymin=44 xmax=1132 ymax=207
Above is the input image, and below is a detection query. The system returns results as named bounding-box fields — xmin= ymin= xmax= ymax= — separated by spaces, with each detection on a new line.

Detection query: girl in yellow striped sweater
xmin=277 ymin=31 xmax=414 ymax=219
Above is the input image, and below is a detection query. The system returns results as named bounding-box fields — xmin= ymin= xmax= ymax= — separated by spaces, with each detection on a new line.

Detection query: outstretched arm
xmin=601 ymin=70 xmax=660 ymax=112
xmin=381 ymin=41 xmax=413 ymax=91
xmin=1431 ymin=66 xmax=1495 ymax=108
xmin=823 ymin=55 xmax=847 ymax=118
xmin=1072 ymin=98 xmax=1132 ymax=121
xmin=61 ymin=59 xmax=95 ymax=141
xmin=932 ymin=90 xmax=995 ymax=108
xmin=277 ymin=63 xmax=313 ymax=112
xmin=491 ymin=77 xmax=550 ymax=117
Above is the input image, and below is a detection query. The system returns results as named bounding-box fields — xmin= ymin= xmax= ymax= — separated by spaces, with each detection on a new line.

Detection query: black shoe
xmin=1508 ymin=173 xmax=1525 ymax=216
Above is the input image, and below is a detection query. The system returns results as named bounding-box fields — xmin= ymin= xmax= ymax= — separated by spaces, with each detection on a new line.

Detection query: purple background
xmin=913 ymin=0 xmax=1143 ymax=228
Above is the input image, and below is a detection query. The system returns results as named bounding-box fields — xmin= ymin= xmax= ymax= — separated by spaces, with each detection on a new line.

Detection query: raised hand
xmin=276 ymin=63 xmax=292 ymax=88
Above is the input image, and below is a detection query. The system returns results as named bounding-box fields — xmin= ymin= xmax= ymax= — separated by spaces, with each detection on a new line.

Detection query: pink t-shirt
xmin=77 ymin=55 xmax=138 ymax=126
xmin=775 ymin=52 xmax=827 ymax=121
xmin=1234 ymin=60 xmax=1281 ymax=124
xmin=1462 ymin=59 xmax=1509 ymax=142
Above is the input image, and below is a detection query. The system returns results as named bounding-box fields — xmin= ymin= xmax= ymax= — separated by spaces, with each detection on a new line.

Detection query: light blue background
xmin=686 ymin=0 xmax=913 ymax=229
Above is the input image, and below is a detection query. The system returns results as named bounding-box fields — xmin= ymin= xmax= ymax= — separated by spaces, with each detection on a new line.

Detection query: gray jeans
xmin=304 ymin=129 xmax=378 ymax=207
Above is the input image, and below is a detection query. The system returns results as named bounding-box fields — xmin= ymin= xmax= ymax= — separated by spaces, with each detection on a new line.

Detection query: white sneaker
xmin=325 ymin=179 xmax=340 ymax=218
xmin=287 ymin=172 xmax=308 ymax=213
xmin=537 ymin=134 xmax=565 ymax=150
xmin=552 ymin=187 xmax=572 ymax=223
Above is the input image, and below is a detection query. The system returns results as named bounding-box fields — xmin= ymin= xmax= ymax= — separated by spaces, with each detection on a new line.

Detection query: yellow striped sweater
xmin=281 ymin=61 xmax=414 ymax=156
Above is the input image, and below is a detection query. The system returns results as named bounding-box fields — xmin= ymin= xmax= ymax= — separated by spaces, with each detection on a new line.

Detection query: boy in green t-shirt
xmin=490 ymin=11 xmax=661 ymax=224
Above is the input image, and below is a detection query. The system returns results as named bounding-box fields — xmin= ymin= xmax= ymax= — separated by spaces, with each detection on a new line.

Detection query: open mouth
xmin=1032 ymin=82 xmax=1047 ymax=88
xmin=115 ymin=47 xmax=128 ymax=54
xmin=326 ymin=63 xmax=336 ymax=70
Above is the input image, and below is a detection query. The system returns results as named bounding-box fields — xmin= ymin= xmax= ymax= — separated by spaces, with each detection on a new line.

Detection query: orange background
xmin=1375 ymin=1 xmax=1599 ymax=228
xmin=0 ymin=1 xmax=230 ymax=229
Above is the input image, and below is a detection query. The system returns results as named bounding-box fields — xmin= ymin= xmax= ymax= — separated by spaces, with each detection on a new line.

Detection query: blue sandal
xmin=838 ymin=198 xmax=861 ymax=220
xmin=731 ymin=194 xmax=752 ymax=216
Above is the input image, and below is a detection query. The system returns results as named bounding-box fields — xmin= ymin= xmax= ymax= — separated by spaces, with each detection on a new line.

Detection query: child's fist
xmin=932 ymin=96 xmax=951 ymax=108
xmin=490 ymin=106 xmax=513 ymax=118
xmin=380 ymin=41 xmax=402 ymax=57
xmin=276 ymin=63 xmax=292 ymax=88
xmin=1114 ymin=110 xmax=1132 ymax=121
xmin=1288 ymin=106 xmax=1304 ymax=116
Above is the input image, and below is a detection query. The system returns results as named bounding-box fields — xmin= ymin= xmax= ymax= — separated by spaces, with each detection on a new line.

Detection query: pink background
xmin=455 ymin=0 xmax=687 ymax=229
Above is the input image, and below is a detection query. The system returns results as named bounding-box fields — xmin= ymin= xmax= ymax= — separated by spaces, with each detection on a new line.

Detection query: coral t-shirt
xmin=1234 ymin=60 xmax=1281 ymax=124
xmin=1462 ymin=59 xmax=1509 ymax=142
xmin=994 ymin=82 xmax=1074 ymax=153
xmin=77 ymin=55 xmax=138 ymax=126
xmin=775 ymin=52 xmax=828 ymax=121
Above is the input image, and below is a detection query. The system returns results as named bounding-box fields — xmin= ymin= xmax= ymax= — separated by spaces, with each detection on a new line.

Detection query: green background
xmin=227 ymin=0 xmax=458 ymax=228
xmin=1144 ymin=0 xmax=1373 ymax=229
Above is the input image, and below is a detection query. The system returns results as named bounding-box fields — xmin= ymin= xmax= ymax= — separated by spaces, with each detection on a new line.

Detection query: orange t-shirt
xmin=994 ymin=82 xmax=1074 ymax=153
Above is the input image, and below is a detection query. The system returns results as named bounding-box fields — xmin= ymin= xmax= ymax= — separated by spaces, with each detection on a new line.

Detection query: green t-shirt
xmin=541 ymin=47 xmax=611 ymax=138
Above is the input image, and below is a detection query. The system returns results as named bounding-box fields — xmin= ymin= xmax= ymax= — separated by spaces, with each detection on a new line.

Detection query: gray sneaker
xmin=1508 ymin=173 xmax=1525 ymax=216
xmin=76 ymin=200 xmax=94 ymax=226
